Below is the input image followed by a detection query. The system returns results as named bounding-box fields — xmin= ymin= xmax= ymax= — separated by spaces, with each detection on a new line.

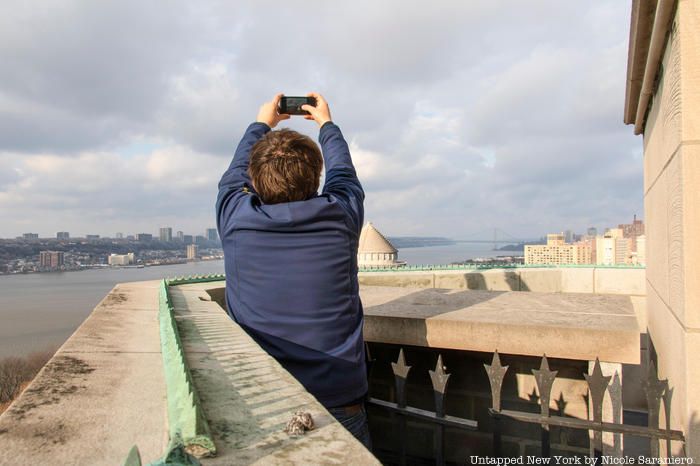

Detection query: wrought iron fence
xmin=366 ymin=345 xmax=478 ymax=466
xmin=367 ymin=346 xmax=686 ymax=465
xmin=485 ymin=351 xmax=685 ymax=460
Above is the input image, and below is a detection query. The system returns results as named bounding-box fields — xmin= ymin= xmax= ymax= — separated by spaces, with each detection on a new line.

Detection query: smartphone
xmin=279 ymin=96 xmax=317 ymax=115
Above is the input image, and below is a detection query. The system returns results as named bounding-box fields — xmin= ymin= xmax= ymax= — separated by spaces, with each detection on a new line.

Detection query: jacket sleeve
xmin=319 ymin=122 xmax=365 ymax=234
xmin=216 ymin=122 xmax=270 ymax=234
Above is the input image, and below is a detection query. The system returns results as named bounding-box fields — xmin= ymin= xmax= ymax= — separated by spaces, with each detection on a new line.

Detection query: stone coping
xmin=170 ymin=283 xmax=378 ymax=465
xmin=0 ymin=280 xmax=168 ymax=465
xmin=359 ymin=266 xmax=646 ymax=296
xmin=361 ymin=286 xmax=641 ymax=364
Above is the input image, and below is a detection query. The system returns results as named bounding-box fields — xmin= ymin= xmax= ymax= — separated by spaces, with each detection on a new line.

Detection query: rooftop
xmin=0 ymin=266 xmax=645 ymax=464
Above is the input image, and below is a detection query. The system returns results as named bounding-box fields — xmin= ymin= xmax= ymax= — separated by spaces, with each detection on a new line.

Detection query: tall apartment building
xmin=206 ymin=228 xmax=218 ymax=242
xmin=176 ymin=231 xmax=184 ymax=241
xmin=186 ymin=244 xmax=198 ymax=261
xmin=39 ymin=251 xmax=64 ymax=268
xmin=594 ymin=228 xmax=638 ymax=265
xmin=22 ymin=233 xmax=39 ymax=240
xmin=618 ymin=215 xmax=644 ymax=252
xmin=183 ymin=235 xmax=193 ymax=245
xmin=136 ymin=233 xmax=153 ymax=242
xmin=159 ymin=227 xmax=173 ymax=242
xmin=56 ymin=232 xmax=70 ymax=240
xmin=524 ymin=233 xmax=592 ymax=265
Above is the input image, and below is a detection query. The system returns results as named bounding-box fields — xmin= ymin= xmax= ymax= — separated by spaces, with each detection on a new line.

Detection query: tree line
xmin=0 ymin=348 xmax=55 ymax=413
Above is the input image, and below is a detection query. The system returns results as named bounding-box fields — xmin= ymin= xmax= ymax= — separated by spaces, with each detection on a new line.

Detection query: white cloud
xmin=0 ymin=0 xmax=643 ymax=238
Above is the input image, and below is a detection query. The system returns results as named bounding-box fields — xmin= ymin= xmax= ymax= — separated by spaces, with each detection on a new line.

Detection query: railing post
xmin=643 ymin=361 xmax=667 ymax=459
xmin=429 ymin=355 xmax=450 ymax=466
xmin=391 ymin=348 xmax=411 ymax=466
xmin=532 ymin=355 xmax=557 ymax=458
xmin=584 ymin=359 xmax=611 ymax=460
xmin=485 ymin=351 xmax=508 ymax=457
xmin=662 ymin=387 xmax=673 ymax=457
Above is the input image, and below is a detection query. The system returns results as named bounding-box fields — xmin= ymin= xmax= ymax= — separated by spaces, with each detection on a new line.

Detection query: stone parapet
xmin=361 ymin=286 xmax=641 ymax=364
xmin=359 ymin=267 xmax=646 ymax=296
xmin=0 ymin=280 xmax=168 ymax=465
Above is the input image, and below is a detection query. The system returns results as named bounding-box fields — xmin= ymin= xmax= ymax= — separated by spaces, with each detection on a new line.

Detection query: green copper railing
xmin=358 ymin=263 xmax=645 ymax=272
xmin=166 ymin=274 xmax=226 ymax=286
xmin=158 ymin=279 xmax=216 ymax=458
xmin=123 ymin=277 xmax=219 ymax=466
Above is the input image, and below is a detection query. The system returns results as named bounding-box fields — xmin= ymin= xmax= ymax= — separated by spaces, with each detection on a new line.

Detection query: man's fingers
xmin=306 ymin=92 xmax=326 ymax=105
xmin=300 ymin=104 xmax=317 ymax=114
xmin=272 ymin=93 xmax=284 ymax=106
xmin=303 ymin=115 xmax=314 ymax=120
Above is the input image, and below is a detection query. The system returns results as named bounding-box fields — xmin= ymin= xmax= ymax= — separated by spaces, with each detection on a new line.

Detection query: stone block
xmin=666 ymin=152 xmax=686 ymax=326
xmin=643 ymin=14 xmax=682 ymax=191
xmin=433 ymin=272 xmax=471 ymax=289
xmin=594 ymin=268 xmax=646 ymax=295
xmin=679 ymin=0 xmax=700 ymax=141
xmin=361 ymin=286 xmax=640 ymax=363
xmin=358 ymin=272 xmax=434 ymax=288
xmin=645 ymin=167 xmax=670 ymax=305
xmin=630 ymin=295 xmax=647 ymax=331
xmin=470 ymin=270 xmax=520 ymax=291
xmin=518 ymin=269 xmax=561 ymax=292
xmin=682 ymin=145 xmax=700 ymax=329
xmin=560 ymin=268 xmax=595 ymax=293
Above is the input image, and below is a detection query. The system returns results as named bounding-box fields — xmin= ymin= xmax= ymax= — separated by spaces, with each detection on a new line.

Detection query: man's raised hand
xmin=256 ymin=93 xmax=290 ymax=129
xmin=301 ymin=93 xmax=332 ymax=127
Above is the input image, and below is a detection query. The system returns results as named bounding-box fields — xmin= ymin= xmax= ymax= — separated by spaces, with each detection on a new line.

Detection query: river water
xmin=0 ymin=243 xmax=503 ymax=357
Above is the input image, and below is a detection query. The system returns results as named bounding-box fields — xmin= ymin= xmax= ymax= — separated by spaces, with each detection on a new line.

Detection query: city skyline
xmin=3 ymin=226 xmax=219 ymax=240
xmin=0 ymin=1 xmax=642 ymax=239
xmin=3 ymin=214 xmax=642 ymax=244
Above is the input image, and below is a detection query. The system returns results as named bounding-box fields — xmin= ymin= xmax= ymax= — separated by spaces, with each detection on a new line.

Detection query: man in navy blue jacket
xmin=216 ymin=93 xmax=369 ymax=448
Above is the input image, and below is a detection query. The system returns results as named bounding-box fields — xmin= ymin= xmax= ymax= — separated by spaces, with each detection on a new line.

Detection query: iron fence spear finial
xmin=484 ymin=350 xmax=508 ymax=412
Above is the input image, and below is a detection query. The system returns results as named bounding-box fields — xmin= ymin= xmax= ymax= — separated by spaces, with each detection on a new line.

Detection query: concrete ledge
xmin=0 ymin=280 xmax=168 ymax=465
xmin=359 ymin=267 xmax=646 ymax=296
xmin=169 ymin=282 xmax=379 ymax=465
xmin=360 ymin=286 xmax=641 ymax=364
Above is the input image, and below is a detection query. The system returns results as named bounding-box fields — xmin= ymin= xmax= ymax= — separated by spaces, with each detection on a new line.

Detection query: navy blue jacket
xmin=216 ymin=121 xmax=367 ymax=408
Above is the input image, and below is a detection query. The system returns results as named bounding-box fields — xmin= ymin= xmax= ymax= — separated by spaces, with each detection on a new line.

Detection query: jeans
xmin=327 ymin=403 xmax=372 ymax=451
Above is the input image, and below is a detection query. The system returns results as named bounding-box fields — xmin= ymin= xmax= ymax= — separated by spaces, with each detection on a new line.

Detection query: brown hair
xmin=249 ymin=129 xmax=323 ymax=204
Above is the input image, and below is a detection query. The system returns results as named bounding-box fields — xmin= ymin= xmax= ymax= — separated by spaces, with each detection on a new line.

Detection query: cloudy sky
xmin=0 ymin=1 xmax=642 ymax=239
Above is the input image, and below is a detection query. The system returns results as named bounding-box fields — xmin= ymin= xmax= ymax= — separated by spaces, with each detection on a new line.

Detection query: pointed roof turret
xmin=358 ymin=222 xmax=398 ymax=254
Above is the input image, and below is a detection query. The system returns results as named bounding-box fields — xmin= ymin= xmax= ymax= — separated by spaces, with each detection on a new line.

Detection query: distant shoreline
xmin=0 ymin=257 xmax=223 ymax=277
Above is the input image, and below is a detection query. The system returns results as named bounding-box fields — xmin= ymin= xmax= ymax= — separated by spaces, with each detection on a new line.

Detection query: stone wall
xmin=641 ymin=1 xmax=700 ymax=458
xmin=359 ymin=267 xmax=645 ymax=295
